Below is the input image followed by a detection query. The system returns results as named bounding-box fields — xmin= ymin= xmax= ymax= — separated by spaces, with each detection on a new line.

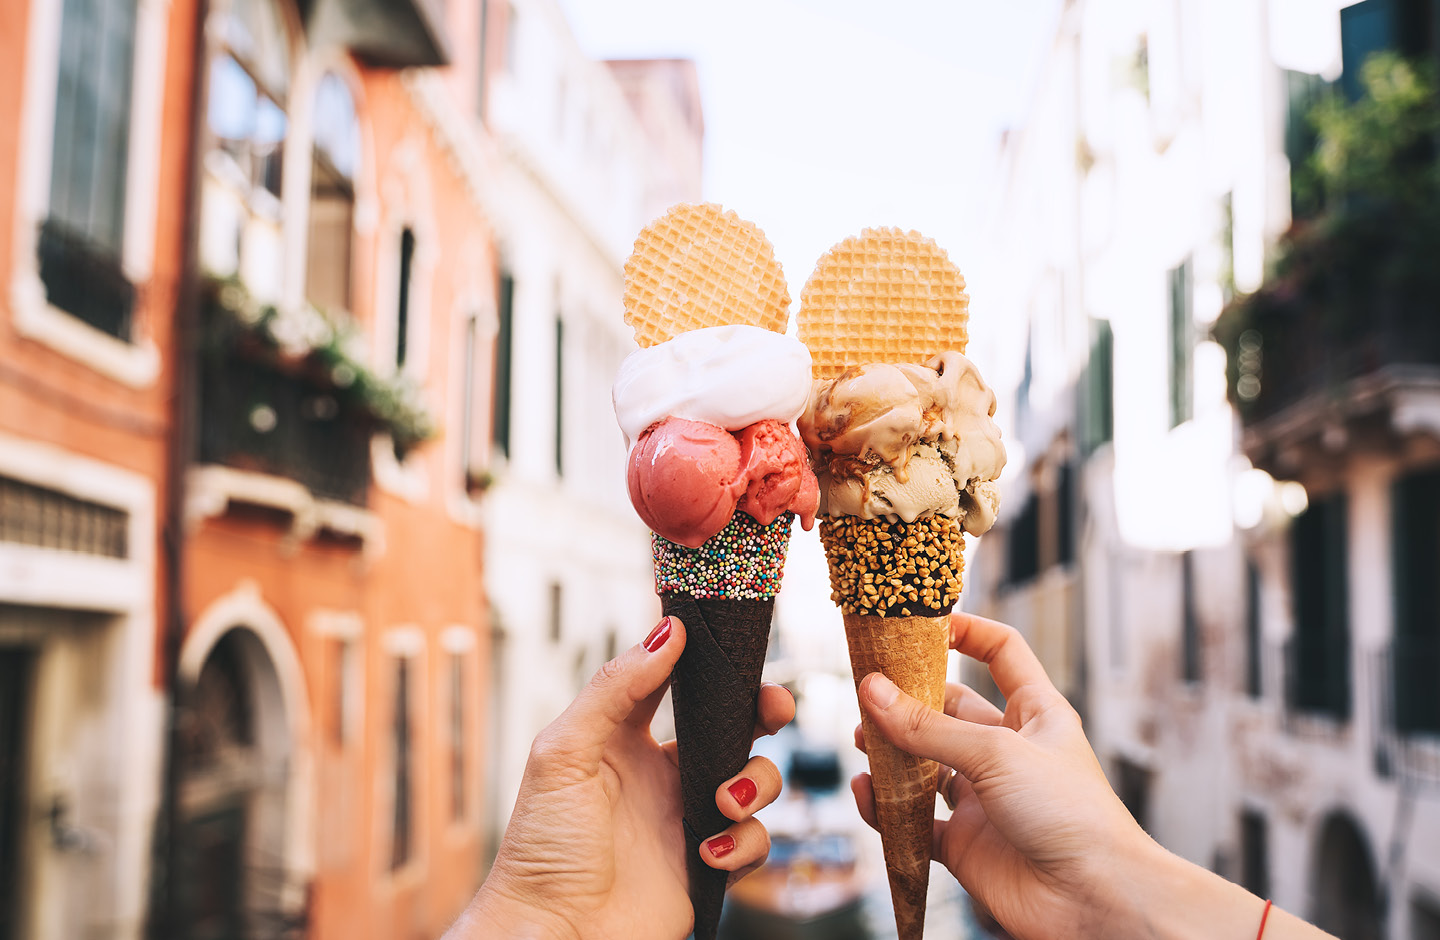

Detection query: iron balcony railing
xmin=198 ymin=349 xmax=371 ymax=507
xmin=1229 ymin=303 xmax=1440 ymax=427
xmin=1371 ymin=639 xmax=1440 ymax=786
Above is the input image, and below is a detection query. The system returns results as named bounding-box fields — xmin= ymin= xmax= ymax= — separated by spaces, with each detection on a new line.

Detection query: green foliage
xmin=1214 ymin=53 xmax=1440 ymax=418
xmin=202 ymin=274 xmax=439 ymax=457
xmin=1298 ymin=53 xmax=1440 ymax=206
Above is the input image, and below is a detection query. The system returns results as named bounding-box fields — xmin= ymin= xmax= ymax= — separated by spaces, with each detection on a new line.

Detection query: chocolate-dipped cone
xmin=663 ymin=592 xmax=773 ymax=940
xmin=651 ymin=510 xmax=796 ymax=940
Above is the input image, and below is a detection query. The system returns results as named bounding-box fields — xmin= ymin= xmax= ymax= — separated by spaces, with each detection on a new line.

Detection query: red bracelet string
xmin=1256 ymin=899 xmax=1274 ymax=940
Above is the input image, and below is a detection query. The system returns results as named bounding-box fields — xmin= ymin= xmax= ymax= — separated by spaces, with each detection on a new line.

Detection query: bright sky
xmin=557 ymin=0 xmax=1062 ymax=310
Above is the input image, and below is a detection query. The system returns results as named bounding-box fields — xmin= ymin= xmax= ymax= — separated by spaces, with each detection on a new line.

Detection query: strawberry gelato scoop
xmin=628 ymin=417 xmax=818 ymax=548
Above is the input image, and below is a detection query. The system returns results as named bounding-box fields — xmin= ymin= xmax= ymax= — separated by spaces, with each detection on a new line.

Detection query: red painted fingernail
xmin=727 ymin=777 xmax=757 ymax=807
xmin=706 ymin=834 xmax=736 ymax=858
xmin=643 ymin=617 xmax=672 ymax=652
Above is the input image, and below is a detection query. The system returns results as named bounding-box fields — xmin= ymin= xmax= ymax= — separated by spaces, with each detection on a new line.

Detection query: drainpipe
xmin=148 ymin=0 xmax=209 ymax=936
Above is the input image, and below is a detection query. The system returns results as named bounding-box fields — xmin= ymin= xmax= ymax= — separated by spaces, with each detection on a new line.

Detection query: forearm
xmin=1098 ymin=837 xmax=1335 ymax=940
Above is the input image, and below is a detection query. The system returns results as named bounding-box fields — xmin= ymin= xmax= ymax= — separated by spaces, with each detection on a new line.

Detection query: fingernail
xmin=727 ymin=777 xmax=757 ymax=808
xmin=867 ymin=674 xmax=899 ymax=709
xmin=706 ymin=834 xmax=736 ymax=858
xmin=643 ymin=617 xmax=672 ymax=652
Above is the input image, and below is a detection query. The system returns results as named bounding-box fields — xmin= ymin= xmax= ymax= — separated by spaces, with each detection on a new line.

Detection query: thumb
xmin=858 ymin=671 xmax=1013 ymax=783
xmin=530 ymin=616 xmax=686 ymax=777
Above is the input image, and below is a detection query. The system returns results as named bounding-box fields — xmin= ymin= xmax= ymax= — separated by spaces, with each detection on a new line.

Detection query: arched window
xmin=306 ymin=72 xmax=360 ymax=316
xmin=199 ymin=0 xmax=292 ymax=298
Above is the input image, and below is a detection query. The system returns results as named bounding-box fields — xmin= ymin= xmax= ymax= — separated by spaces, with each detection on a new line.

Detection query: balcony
xmin=199 ymin=349 xmax=371 ymax=506
xmin=1370 ymin=640 xmax=1440 ymax=786
xmin=1219 ymin=298 xmax=1440 ymax=477
xmin=1215 ymin=76 xmax=1440 ymax=475
xmin=302 ymin=0 xmax=449 ymax=69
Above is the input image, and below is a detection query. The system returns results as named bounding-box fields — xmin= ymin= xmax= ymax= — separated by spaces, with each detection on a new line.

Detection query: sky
xmin=556 ymin=0 xmax=1063 ymax=310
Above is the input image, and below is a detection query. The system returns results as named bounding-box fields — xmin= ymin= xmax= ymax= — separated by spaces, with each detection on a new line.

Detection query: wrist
xmin=463 ymin=872 xmax=577 ymax=940
xmin=1094 ymin=834 xmax=1264 ymax=940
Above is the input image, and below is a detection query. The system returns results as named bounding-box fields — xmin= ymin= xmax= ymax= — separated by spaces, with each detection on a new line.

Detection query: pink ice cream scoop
xmin=735 ymin=419 xmax=819 ymax=530
xmin=628 ymin=417 xmax=819 ymax=548
xmin=628 ymin=418 xmax=745 ymax=548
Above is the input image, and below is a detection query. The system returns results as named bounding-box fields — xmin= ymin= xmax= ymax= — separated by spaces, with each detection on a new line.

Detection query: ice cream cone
xmin=797 ymin=228 xmax=1005 ymax=940
xmin=845 ymin=611 xmax=948 ymax=940
xmin=616 ymin=204 xmax=816 ymax=940
xmin=819 ymin=514 xmax=963 ymax=939
xmin=651 ymin=509 xmax=797 ymax=940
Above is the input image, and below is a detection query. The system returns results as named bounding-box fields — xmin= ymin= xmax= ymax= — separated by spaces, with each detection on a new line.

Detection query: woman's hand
xmin=452 ymin=616 xmax=794 ymax=940
xmin=850 ymin=612 xmax=1325 ymax=940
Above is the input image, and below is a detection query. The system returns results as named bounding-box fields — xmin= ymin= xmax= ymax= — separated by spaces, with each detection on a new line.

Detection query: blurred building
xmin=1 ymin=0 xmax=193 ymax=936
xmin=969 ymin=0 xmax=1440 ymax=937
xmin=457 ymin=0 xmax=706 ymax=848
xmin=4 ymin=0 xmax=506 ymax=937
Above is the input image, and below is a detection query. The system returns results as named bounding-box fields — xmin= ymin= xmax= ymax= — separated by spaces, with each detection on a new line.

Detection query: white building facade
xmin=458 ymin=0 xmax=706 ymax=849
xmin=968 ymin=1 xmax=1440 ymax=937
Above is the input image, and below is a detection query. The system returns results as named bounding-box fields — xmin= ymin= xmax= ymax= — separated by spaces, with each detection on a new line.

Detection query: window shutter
xmin=1340 ymin=0 xmax=1397 ymax=100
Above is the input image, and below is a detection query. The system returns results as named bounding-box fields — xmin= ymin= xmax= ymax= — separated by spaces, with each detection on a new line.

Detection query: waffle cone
xmin=623 ymin=203 xmax=790 ymax=347
xmin=662 ymin=593 xmax=774 ymax=940
xmin=846 ymin=612 xmax=948 ymax=940
xmin=797 ymin=228 xmax=969 ymax=379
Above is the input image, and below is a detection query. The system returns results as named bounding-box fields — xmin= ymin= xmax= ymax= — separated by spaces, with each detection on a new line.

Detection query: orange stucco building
xmin=3 ymin=0 xmax=501 ymax=937
xmin=1 ymin=0 xmax=196 ymax=935
xmin=172 ymin=1 xmax=500 ymax=938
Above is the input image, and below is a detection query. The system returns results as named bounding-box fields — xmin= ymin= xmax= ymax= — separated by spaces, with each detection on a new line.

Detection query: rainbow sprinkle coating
xmin=654 ymin=512 xmax=795 ymax=600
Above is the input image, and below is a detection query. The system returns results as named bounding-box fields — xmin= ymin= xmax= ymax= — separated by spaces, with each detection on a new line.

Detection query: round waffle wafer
xmin=797 ymin=228 xmax=969 ymax=378
xmin=623 ymin=203 xmax=790 ymax=347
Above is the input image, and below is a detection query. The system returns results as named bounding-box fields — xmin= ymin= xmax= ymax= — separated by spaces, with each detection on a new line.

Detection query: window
xmin=1284 ymin=70 xmax=1328 ymax=220
xmin=1081 ymin=319 xmax=1113 ymax=455
xmin=1391 ymin=467 xmax=1440 ymax=735
xmin=328 ymin=639 xmax=346 ymax=746
xmin=396 ymin=228 xmax=416 ymax=370
xmin=476 ymin=0 xmax=491 ymax=121
xmin=1003 ymin=496 xmax=1040 ymax=588
xmin=390 ymin=657 xmax=413 ymax=870
xmin=1181 ymin=552 xmax=1201 ymax=683
xmin=449 ymin=654 xmax=466 ymax=823
xmin=1245 ymin=562 xmax=1262 ymax=698
xmin=1056 ymin=462 xmax=1076 ymax=567
xmin=1239 ymin=810 xmax=1269 ymax=899
xmin=461 ymin=313 xmax=483 ymax=487
xmin=41 ymin=0 xmax=139 ymax=339
xmin=306 ymin=72 xmax=359 ymax=316
xmin=492 ymin=271 xmax=514 ymax=457
xmin=548 ymin=583 xmax=563 ymax=643
xmin=1167 ymin=257 xmax=1193 ymax=429
xmin=200 ymin=0 xmax=291 ymax=298
xmin=554 ymin=316 xmax=565 ymax=477
xmin=1289 ymin=494 xmax=1350 ymax=719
